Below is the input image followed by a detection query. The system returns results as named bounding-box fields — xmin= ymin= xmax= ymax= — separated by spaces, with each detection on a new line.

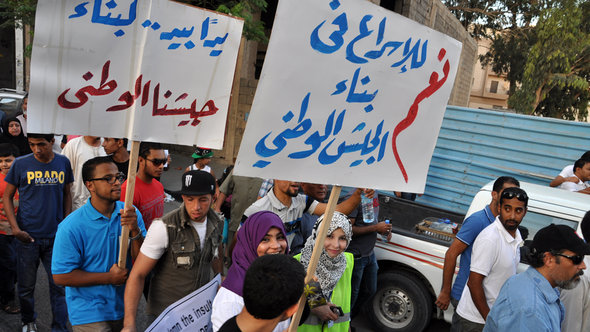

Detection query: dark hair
xmin=581 ymin=211 xmax=590 ymax=242
xmin=0 ymin=143 xmax=19 ymax=158
xmin=116 ymin=138 xmax=129 ymax=147
xmin=492 ymin=176 xmax=520 ymax=193
xmin=527 ymin=248 xmax=566 ymax=268
xmin=139 ymin=142 xmax=163 ymax=159
xmin=581 ymin=151 xmax=590 ymax=161
xmin=27 ymin=133 xmax=54 ymax=142
xmin=573 ymin=159 xmax=590 ymax=173
xmin=82 ymin=156 xmax=116 ymax=182
xmin=499 ymin=187 xmax=528 ymax=207
xmin=243 ymin=254 xmax=305 ymax=320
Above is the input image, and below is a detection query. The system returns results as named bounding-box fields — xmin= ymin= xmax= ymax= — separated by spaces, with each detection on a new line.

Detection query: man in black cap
xmin=484 ymin=224 xmax=590 ymax=331
xmin=122 ymin=170 xmax=224 ymax=331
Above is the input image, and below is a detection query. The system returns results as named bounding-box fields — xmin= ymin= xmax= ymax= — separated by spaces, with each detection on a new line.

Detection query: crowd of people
xmin=0 ymin=96 xmax=589 ymax=332
xmin=435 ymin=149 xmax=590 ymax=332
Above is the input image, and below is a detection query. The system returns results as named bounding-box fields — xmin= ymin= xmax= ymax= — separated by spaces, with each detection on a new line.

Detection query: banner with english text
xmin=146 ymin=274 xmax=221 ymax=332
xmin=29 ymin=0 xmax=243 ymax=148
xmin=233 ymin=0 xmax=462 ymax=192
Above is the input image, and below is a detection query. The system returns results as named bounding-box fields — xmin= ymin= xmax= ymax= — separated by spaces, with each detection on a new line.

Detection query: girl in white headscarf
xmin=297 ymin=211 xmax=353 ymax=332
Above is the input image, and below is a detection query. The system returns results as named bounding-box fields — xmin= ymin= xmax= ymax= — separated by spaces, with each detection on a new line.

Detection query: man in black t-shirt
xmin=218 ymin=255 xmax=305 ymax=332
xmin=102 ymin=137 xmax=130 ymax=179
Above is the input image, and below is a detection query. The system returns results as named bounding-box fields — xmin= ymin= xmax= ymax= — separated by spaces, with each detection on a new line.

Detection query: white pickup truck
xmin=368 ymin=181 xmax=590 ymax=332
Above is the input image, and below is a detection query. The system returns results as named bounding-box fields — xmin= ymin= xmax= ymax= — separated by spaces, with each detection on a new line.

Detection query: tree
xmin=508 ymin=0 xmax=589 ymax=120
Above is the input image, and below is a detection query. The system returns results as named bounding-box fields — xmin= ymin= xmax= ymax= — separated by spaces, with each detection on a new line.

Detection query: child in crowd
xmin=0 ymin=143 xmax=20 ymax=314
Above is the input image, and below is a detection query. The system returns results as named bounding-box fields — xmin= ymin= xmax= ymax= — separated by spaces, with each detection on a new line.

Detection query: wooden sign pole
xmin=288 ymin=185 xmax=342 ymax=331
xmin=118 ymin=140 xmax=141 ymax=268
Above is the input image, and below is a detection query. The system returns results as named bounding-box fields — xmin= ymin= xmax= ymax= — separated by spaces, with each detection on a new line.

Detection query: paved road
xmin=0 ymin=152 xmax=450 ymax=331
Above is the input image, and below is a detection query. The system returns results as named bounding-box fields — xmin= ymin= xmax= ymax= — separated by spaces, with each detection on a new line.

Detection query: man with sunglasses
xmin=436 ymin=176 xmax=519 ymax=324
xmin=454 ymin=187 xmax=527 ymax=331
xmin=62 ymin=136 xmax=107 ymax=211
xmin=52 ymin=156 xmax=146 ymax=331
xmin=484 ymin=224 xmax=590 ymax=331
xmin=121 ymin=142 xmax=166 ymax=230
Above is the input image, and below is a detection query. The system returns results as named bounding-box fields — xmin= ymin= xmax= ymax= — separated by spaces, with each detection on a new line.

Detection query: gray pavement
xmin=0 ymin=150 xmax=449 ymax=331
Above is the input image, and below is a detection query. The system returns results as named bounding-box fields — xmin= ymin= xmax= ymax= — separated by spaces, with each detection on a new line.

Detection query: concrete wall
xmin=218 ymin=0 xmax=477 ymax=162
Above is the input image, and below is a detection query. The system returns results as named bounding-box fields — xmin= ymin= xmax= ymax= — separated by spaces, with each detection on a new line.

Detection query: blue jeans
xmin=0 ymin=234 xmax=17 ymax=304
xmin=16 ymin=238 xmax=68 ymax=331
xmin=350 ymin=252 xmax=378 ymax=317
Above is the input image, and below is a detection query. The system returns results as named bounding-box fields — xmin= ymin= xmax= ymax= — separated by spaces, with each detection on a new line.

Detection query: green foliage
xmin=0 ymin=0 xmax=37 ymax=29
xmin=178 ymin=0 xmax=268 ymax=42
xmin=508 ymin=0 xmax=589 ymax=120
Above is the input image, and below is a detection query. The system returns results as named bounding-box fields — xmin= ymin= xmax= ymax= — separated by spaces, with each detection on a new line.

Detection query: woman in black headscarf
xmin=0 ymin=117 xmax=31 ymax=156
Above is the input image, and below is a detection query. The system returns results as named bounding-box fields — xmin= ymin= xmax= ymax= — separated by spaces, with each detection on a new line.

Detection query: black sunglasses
xmin=146 ymin=158 xmax=167 ymax=166
xmin=88 ymin=172 xmax=125 ymax=185
xmin=501 ymin=190 xmax=528 ymax=202
xmin=554 ymin=252 xmax=585 ymax=265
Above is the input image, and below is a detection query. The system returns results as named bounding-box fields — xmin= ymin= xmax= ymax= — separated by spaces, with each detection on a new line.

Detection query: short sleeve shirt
xmin=5 ymin=153 xmax=74 ymax=238
xmin=451 ymin=205 xmax=495 ymax=300
xmin=243 ymin=190 xmax=318 ymax=246
xmin=456 ymin=218 xmax=522 ymax=324
xmin=52 ymin=200 xmax=146 ymax=325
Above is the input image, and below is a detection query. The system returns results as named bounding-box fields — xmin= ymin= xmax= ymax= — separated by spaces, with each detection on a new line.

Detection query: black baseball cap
xmin=178 ymin=170 xmax=216 ymax=196
xmin=532 ymin=224 xmax=590 ymax=255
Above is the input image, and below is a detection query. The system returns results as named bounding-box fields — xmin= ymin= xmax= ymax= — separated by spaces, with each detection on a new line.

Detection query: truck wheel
xmin=369 ymin=271 xmax=432 ymax=332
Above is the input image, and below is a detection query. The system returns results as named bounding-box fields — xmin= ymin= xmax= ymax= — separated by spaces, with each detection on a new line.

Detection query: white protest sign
xmin=146 ymin=274 xmax=221 ymax=332
xmin=234 ymin=0 xmax=461 ymax=192
xmin=29 ymin=0 xmax=243 ymax=149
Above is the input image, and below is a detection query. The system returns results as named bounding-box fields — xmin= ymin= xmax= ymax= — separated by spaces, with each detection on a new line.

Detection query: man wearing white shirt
xmin=122 ymin=170 xmax=224 ymax=331
xmin=550 ymin=151 xmax=590 ymax=188
xmin=454 ymin=187 xmax=528 ymax=332
xmin=558 ymin=159 xmax=590 ymax=194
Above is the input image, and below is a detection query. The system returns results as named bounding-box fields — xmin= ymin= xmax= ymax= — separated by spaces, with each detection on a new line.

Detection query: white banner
xmin=29 ymin=0 xmax=243 ymax=149
xmin=146 ymin=274 xmax=221 ymax=332
xmin=234 ymin=0 xmax=462 ymax=192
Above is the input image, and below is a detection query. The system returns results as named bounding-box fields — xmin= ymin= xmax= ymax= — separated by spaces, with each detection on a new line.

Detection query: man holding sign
xmin=52 ymin=156 xmax=146 ymax=331
xmin=123 ymin=170 xmax=224 ymax=330
xmin=243 ymin=180 xmax=369 ymax=252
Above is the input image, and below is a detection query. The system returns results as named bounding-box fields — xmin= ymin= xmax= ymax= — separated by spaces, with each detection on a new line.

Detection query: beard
xmin=556 ymin=270 xmax=584 ymax=290
xmin=503 ymin=219 xmax=519 ymax=231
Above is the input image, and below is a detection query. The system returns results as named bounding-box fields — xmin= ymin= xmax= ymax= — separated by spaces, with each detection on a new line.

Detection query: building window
xmin=490 ymin=80 xmax=499 ymax=94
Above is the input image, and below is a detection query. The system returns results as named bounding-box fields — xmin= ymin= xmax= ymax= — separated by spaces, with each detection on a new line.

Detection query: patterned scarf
xmin=300 ymin=211 xmax=352 ymax=299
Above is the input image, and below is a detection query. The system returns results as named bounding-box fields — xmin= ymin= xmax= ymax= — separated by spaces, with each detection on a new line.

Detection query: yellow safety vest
xmin=295 ymin=252 xmax=354 ymax=332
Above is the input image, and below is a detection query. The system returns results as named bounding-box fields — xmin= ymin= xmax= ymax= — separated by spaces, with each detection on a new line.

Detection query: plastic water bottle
xmin=430 ymin=218 xmax=456 ymax=233
xmin=361 ymin=193 xmax=374 ymax=223
xmin=382 ymin=219 xmax=391 ymax=242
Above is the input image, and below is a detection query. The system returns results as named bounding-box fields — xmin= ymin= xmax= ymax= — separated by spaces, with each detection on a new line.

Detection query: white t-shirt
xmin=211 ymin=286 xmax=290 ymax=332
xmin=243 ymin=190 xmax=319 ymax=246
xmin=559 ymin=179 xmax=590 ymax=192
xmin=141 ymin=217 xmax=208 ymax=259
xmin=559 ymin=165 xmax=575 ymax=178
xmin=456 ymin=217 xmax=523 ymax=324
xmin=62 ymin=136 xmax=106 ymax=210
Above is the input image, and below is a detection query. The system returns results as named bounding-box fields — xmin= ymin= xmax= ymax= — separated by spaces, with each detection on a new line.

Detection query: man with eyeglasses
xmin=436 ymin=176 xmax=520 ymax=325
xmin=453 ymin=187 xmax=526 ymax=332
xmin=62 ymin=136 xmax=107 ymax=211
xmin=51 ymin=156 xmax=146 ymax=332
xmin=121 ymin=142 xmax=166 ymax=230
xmin=3 ymin=133 xmax=74 ymax=332
xmin=484 ymin=223 xmax=590 ymax=331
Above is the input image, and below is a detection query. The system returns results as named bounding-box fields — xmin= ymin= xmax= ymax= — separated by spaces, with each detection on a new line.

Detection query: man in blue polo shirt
xmin=52 ymin=156 xmax=146 ymax=331
xmin=435 ymin=176 xmax=519 ymax=329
